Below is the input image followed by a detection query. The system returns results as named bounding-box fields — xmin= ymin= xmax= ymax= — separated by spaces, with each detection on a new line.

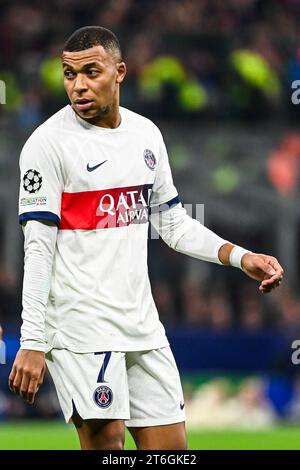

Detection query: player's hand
xmin=241 ymin=253 xmax=284 ymax=294
xmin=0 ymin=323 xmax=3 ymax=341
xmin=8 ymin=349 xmax=45 ymax=404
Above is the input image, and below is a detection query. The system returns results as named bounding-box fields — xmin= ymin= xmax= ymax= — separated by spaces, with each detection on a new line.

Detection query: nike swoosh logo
xmin=87 ymin=160 xmax=107 ymax=172
xmin=180 ymin=402 xmax=185 ymax=410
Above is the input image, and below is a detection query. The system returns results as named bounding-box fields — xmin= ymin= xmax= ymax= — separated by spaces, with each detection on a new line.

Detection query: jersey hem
xmin=45 ymin=339 xmax=170 ymax=354
xmin=125 ymin=415 xmax=186 ymax=427
xmin=65 ymin=410 xmax=131 ymax=424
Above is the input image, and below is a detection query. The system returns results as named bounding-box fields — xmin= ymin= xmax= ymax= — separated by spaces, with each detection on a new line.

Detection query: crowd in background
xmin=2 ymin=0 xmax=300 ymax=126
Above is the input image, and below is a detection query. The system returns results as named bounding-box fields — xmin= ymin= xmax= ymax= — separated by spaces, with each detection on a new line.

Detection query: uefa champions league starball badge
xmin=143 ymin=149 xmax=156 ymax=170
xmin=93 ymin=385 xmax=113 ymax=409
xmin=23 ymin=169 xmax=43 ymax=194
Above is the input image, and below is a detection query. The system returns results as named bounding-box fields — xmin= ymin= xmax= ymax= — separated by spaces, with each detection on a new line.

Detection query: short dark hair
xmin=63 ymin=26 xmax=122 ymax=61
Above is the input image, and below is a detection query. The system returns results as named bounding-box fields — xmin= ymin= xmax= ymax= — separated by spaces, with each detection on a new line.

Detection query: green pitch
xmin=0 ymin=422 xmax=299 ymax=449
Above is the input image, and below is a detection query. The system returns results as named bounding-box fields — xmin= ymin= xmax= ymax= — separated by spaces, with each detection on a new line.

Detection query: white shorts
xmin=45 ymin=346 xmax=186 ymax=427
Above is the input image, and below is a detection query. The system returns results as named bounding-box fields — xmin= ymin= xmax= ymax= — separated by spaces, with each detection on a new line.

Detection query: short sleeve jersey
xmin=18 ymin=105 xmax=179 ymax=352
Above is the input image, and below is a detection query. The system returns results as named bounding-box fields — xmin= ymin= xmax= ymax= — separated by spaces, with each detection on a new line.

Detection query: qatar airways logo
xmin=95 ymin=184 xmax=152 ymax=229
xmin=60 ymin=184 xmax=153 ymax=231
xmin=60 ymin=184 xmax=205 ymax=234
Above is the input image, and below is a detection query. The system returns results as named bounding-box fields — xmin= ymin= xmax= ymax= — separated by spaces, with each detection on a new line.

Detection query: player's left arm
xmin=149 ymin=127 xmax=283 ymax=292
xmin=150 ymin=204 xmax=284 ymax=293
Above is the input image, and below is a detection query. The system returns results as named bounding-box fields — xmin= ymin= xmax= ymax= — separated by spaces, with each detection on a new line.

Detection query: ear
xmin=116 ymin=62 xmax=126 ymax=84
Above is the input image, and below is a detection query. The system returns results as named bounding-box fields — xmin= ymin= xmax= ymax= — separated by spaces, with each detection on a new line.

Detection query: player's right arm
xmin=9 ymin=128 xmax=63 ymax=404
xmin=9 ymin=349 xmax=45 ymax=405
xmin=9 ymin=220 xmax=57 ymax=403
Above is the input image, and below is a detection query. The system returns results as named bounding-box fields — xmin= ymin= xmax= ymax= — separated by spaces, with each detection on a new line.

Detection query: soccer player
xmin=9 ymin=26 xmax=283 ymax=450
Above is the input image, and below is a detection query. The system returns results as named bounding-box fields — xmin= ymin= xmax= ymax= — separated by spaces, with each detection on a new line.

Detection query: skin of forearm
xmin=218 ymin=242 xmax=235 ymax=265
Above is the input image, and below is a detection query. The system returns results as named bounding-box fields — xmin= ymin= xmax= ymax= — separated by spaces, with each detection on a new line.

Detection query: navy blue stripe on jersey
xmin=71 ymin=399 xmax=79 ymax=416
xmin=149 ymin=195 xmax=181 ymax=215
xmin=95 ymin=352 xmax=112 ymax=383
xmin=19 ymin=211 xmax=60 ymax=226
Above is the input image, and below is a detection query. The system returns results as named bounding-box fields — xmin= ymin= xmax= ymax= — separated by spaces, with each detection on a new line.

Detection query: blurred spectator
xmin=186 ymin=376 xmax=276 ymax=430
xmin=285 ymin=374 xmax=300 ymax=422
xmin=1 ymin=0 xmax=300 ymax=120
xmin=186 ymin=378 xmax=231 ymax=429
xmin=152 ymin=280 xmax=176 ymax=325
xmin=180 ymin=279 xmax=210 ymax=326
xmin=240 ymin=298 xmax=264 ymax=331
xmin=222 ymin=377 xmax=277 ymax=428
xmin=209 ymin=289 xmax=233 ymax=330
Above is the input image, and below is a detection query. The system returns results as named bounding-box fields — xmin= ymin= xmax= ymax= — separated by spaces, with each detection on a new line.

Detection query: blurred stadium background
xmin=1 ymin=0 xmax=300 ymax=449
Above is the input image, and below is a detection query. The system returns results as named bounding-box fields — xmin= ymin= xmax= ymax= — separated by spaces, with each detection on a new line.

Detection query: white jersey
xmin=18 ymin=105 xmax=179 ymax=352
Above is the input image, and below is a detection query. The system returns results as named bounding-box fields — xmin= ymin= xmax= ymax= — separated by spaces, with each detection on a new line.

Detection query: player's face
xmin=62 ymin=46 xmax=126 ymax=123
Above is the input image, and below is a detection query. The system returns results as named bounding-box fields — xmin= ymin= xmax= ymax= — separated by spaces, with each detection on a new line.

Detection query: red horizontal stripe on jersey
xmin=59 ymin=184 xmax=153 ymax=230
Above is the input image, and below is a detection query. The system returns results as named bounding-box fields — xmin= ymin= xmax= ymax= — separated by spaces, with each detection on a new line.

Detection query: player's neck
xmin=73 ymin=102 xmax=121 ymax=129
xmin=88 ymin=102 xmax=121 ymax=129
xmin=91 ymin=112 xmax=121 ymax=129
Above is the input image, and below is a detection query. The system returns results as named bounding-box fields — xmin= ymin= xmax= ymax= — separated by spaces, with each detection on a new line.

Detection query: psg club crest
xmin=143 ymin=149 xmax=156 ymax=171
xmin=93 ymin=385 xmax=113 ymax=409
xmin=23 ymin=169 xmax=42 ymax=194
